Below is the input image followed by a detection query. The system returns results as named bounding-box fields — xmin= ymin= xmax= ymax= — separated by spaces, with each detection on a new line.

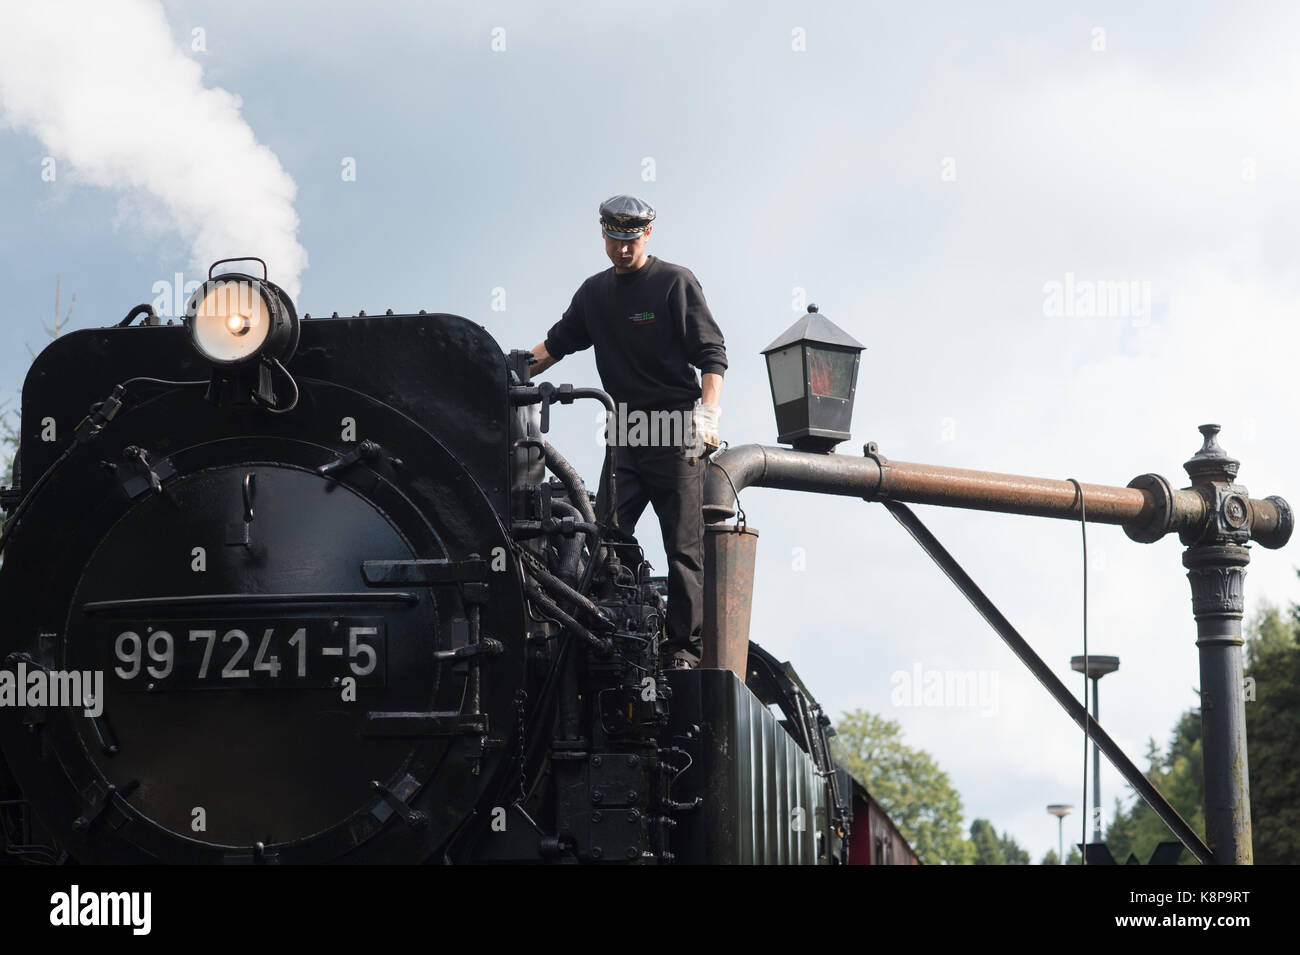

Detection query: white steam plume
xmin=0 ymin=0 xmax=307 ymax=300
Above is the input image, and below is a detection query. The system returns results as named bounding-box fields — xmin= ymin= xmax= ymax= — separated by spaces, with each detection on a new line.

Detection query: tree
xmin=2 ymin=277 xmax=75 ymax=532
xmin=28 ymin=275 xmax=75 ymax=358
xmin=832 ymin=709 xmax=975 ymax=864
xmin=969 ymin=818 xmax=1004 ymax=865
xmin=1104 ymin=596 xmax=1300 ymax=865
xmin=1039 ymin=847 xmax=1080 ymax=865
xmin=1246 ymin=599 xmax=1294 ymax=665
xmin=1243 ymin=597 xmax=1300 ymax=864
xmin=999 ymin=830 xmax=1031 ymax=865
xmin=1 ymin=399 xmax=16 ymax=487
xmin=968 ymin=818 xmax=1030 ymax=864
xmin=1105 ymin=710 xmax=1204 ymax=865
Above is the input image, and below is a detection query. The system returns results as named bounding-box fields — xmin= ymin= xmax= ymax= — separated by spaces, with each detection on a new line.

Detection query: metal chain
xmin=513 ymin=689 xmax=528 ymax=805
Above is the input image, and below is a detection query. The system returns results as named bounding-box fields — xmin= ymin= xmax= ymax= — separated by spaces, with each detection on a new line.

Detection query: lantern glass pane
xmin=808 ymin=348 xmax=856 ymax=399
xmin=766 ymin=345 xmax=805 ymax=404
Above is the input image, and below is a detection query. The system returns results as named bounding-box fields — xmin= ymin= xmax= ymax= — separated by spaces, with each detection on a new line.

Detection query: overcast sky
xmin=2 ymin=0 xmax=1298 ymax=862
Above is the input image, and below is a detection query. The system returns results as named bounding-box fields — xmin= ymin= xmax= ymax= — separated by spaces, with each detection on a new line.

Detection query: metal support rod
xmin=882 ymin=499 xmax=1216 ymax=865
xmin=1091 ymin=678 xmax=1102 ymax=843
xmin=1070 ymin=655 xmax=1120 ymax=844
xmin=467 ymin=603 xmax=481 ymax=713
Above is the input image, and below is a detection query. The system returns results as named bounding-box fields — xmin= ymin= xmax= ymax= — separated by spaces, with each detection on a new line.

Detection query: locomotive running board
xmin=881 ymin=500 xmax=1216 ymax=866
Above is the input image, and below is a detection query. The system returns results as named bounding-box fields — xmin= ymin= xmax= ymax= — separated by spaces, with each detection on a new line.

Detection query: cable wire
xmin=263 ymin=358 xmax=300 ymax=414
xmin=707 ymin=443 xmax=747 ymax=527
xmin=121 ymin=375 xmax=206 ymax=390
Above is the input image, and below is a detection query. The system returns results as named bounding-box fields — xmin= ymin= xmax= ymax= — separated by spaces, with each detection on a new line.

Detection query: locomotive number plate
xmin=105 ymin=617 xmax=387 ymax=691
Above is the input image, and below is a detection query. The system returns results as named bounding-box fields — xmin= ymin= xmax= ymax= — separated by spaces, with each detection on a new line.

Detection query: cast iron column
xmin=1180 ymin=425 xmax=1253 ymax=864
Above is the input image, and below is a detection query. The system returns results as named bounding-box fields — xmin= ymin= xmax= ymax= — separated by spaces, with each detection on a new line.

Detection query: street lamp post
xmin=1071 ymin=655 xmax=1120 ymax=844
xmin=1047 ymin=804 xmax=1074 ymax=864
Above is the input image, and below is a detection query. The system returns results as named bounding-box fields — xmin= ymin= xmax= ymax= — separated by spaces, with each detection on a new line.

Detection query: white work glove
xmin=685 ymin=402 xmax=722 ymax=460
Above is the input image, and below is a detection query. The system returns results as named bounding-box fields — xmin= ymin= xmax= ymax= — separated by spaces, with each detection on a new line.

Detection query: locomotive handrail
xmin=510 ymin=383 xmax=621 ymax=531
xmin=80 ymin=591 xmax=421 ymax=614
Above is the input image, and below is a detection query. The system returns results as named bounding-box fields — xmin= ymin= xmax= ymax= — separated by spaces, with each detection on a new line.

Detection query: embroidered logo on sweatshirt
xmin=627 ymin=311 xmax=656 ymax=324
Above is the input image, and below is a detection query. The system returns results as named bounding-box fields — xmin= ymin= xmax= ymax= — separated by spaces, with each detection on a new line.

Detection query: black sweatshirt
xmin=544 ymin=256 xmax=727 ymax=410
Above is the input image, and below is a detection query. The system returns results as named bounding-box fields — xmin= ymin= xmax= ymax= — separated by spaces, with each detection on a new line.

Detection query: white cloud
xmin=0 ymin=0 xmax=307 ymax=299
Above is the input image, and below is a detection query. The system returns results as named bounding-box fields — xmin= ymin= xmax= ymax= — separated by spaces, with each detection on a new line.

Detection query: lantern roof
xmin=761 ymin=304 xmax=866 ymax=354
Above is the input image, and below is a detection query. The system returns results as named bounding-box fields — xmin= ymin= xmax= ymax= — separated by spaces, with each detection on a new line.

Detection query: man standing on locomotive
xmin=527 ymin=195 xmax=727 ymax=665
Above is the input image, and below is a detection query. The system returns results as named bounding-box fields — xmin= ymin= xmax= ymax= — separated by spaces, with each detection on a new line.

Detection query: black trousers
xmin=595 ymin=439 xmax=705 ymax=652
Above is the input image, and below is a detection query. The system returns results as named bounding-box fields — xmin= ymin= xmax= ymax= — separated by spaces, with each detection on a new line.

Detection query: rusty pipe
xmin=873 ymin=459 xmax=1149 ymax=523
xmin=703 ymin=444 xmax=1291 ymax=549
xmin=702 ymin=523 xmax=760 ymax=681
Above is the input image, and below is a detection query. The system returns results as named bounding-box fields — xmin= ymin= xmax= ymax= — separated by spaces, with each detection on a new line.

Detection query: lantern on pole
xmin=761 ymin=304 xmax=865 ymax=453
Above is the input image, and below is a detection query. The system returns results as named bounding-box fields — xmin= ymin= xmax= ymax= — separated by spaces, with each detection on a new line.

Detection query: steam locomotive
xmin=0 ymin=261 xmax=913 ymax=864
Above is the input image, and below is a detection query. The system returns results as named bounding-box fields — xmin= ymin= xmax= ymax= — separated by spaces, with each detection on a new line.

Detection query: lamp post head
xmin=1046 ymin=804 xmax=1074 ymax=819
xmin=1070 ymin=655 xmax=1120 ymax=679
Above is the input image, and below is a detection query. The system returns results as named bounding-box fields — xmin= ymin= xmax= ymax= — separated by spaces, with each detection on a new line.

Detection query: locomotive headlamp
xmin=186 ymin=258 xmax=298 ymax=366
xmin=190 ymin=279 xmax=271 ymax=362
xmin=185 ymin=258 xmax=301 ymax=410
xmin=761 ymin=304 xmax=865 ymax=453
